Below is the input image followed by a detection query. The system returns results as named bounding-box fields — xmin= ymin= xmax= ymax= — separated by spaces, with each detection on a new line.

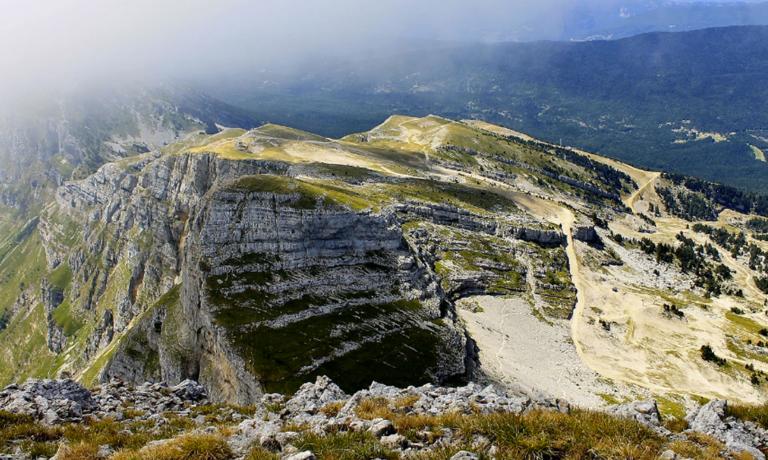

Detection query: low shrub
xmin=700 ymin=345 xmax=726 ymax=366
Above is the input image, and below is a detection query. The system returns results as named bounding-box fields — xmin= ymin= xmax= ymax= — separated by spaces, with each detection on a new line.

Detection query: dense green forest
xmin=208 ymin=26 xmax=768 ymax=191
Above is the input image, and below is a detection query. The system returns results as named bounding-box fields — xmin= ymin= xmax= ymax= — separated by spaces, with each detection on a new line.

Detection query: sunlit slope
xmin=0 ymin=115 xmax=767 ymax=408
xmin=82 ymin=118 xmax=768 ymax=402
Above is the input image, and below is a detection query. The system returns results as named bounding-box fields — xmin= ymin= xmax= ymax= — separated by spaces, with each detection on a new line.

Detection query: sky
xmin=0 ymin=0 xmax=761 ymax=101
xmin=0 ymin=0 xmax=565 ymax=99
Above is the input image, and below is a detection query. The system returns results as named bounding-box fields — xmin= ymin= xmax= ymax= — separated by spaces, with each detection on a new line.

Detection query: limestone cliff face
xmin=173 ymin=186 xmax=467 ymax=402
xmin=39 ymin=153 xmax=290 ymax=382
xmin=40 ymin=152 xmax=472 ymax=402
xmin=33 ymin=119 xmax=595 ymax=402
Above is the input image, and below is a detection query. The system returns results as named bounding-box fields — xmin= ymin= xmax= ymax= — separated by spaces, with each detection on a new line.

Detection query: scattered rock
xmin=172 ymin=379 xmax=207 ymax=402
xmin=0 ymin=379 xmax=95 ymax=424
xmin=283 ymin=451 xmax=315 ymax=460
xmin=380 ymin=434 xmax=408 ymax=449
xmin=685 ymin=400 xmax=768 ymax=460
xmin=4 ymin=376 xmax=767 ymax=460
xmin=368 ymin=419 xmax=395 ymax=437
xmin=607 ymin=400 xmax=662 ymax=427
xmin=0 ymin=378 xmax=214 ymax=425
xmin=450 ymin=451 xmax=480 ymax=460
xmin=658 ymin=449 xmax=677 ymax=460
xmin=285 ymin=376 xmax=347 ymax=415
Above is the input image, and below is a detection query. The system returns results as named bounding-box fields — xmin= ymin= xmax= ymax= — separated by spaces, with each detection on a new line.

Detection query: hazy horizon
xmin=2 ymin=0 xmax=768 ymax=102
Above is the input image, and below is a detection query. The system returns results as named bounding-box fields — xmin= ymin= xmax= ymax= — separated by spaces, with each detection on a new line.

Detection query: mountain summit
xmin=1 ymin=115 xmax=766 ymax=412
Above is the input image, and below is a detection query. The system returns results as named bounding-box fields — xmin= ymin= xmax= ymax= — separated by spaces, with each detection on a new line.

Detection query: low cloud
xmin=0 ymin=0 xmax=585 ymax=97
xmin=0 ymin=0 xmax=755 ymax=100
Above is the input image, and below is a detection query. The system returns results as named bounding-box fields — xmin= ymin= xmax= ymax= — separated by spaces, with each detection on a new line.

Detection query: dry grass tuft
xmin=110 ymin=432 xmax=232 ymax=460
xmin=293 ymin=431 xmax=396 ymax=460
xmin=393 ymin=394 xmax=420 ymax=410
xmin=726 ymin=402 xmax=768 ymax=429
xmin=354 ymin=397 xmax=392 ymax=420
xmin=663 ymin=416 xmax=689 ymax=433
xmin=319 ymin=401 xmax=345 ymax=417
xmin=57 ymin=441 xmax=101 ymax=460
xmin=244 ymin=445 xmax=280 ymax=460
xmin=281 ymin=422 xmax=310 ymax=433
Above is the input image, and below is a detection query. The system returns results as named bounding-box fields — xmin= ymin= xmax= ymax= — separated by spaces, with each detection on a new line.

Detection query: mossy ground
xmin=430 ymin=225 xmax=527 ymax=296
xmin=0 ymin=218 xmax=59 ymax=384
xmin=217 ymin=296 xmax=443 ymax=394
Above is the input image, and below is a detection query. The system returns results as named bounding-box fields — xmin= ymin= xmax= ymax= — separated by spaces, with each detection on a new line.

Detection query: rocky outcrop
xmin=0 ymin=378 xmax=207 ymax=425
xmin=40 ymin=151 xmax=472 ymax=403
xmin=686 ymin=400 xmax=768 ymax=460
xmin=174 ymin=182 xmax=467 ymax=403
xmin=41 ymin=279 xmax=66 ymax=353
xmin=572 ymin=225 xmax=599 ymax=243
xmin=3 ymin=377 xmax=766 ymax=460
xmin=393 ymin=202 xmax=566 ymax=246
xmin=230 ymin=375 xmax=567 ymax=457
xmin=0 ymin=379 xmax=96 ymax=425
xmin=393 ymin=202 xmax=497 ymax=234
xmin=607 ymin=400 xmax=664 ymax=431
xmin=500 ymin=225 xmax=565 ymax=246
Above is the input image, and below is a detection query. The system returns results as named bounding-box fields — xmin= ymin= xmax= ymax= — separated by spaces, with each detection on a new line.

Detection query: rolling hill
xmin=206 ymin=26 xmax=768 ymax=192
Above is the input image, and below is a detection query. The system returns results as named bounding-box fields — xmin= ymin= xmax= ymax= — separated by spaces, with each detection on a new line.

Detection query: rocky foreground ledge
xmin=0 ymin=378 xmax=766 ymax=460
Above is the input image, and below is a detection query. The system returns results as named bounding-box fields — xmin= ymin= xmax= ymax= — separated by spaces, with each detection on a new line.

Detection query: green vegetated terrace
xmin=206 ymin=250 xmax=446 ymax=393
xmin=0 ymin=215 xmax=60 ymax=384
xmin=213 ymin=282 xmax=444 ymax=394
xmin=227 ymin=173 xmax=520 ymax=216
xmin=430 ymin=225 xmax=527 ymax=296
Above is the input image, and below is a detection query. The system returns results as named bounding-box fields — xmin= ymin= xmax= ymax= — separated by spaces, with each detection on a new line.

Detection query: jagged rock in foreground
xmin=686 ymin=400 xmax=768 ymax=460
xmin=0 ymin=379 xmax=208 ymax=426
xmin=0 ymin=380 xmax=96 ymax=425
xmin=1 ymin=377 xmax=767 ymax=459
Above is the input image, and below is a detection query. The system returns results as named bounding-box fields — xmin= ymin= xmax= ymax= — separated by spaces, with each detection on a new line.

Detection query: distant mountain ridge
xmin=560 ymin=1 xmax=768 ymax=41
xmin=205 ymin=25 xmax=768 ymax=192
xmin=0 ymin=85 xmax=258 ymax=213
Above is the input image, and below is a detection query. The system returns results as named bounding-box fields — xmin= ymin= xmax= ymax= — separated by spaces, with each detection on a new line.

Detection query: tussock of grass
xmin=0 ymin=402 xmax=749 ymax=460
xmin=0 ymin=411 xmax=62 ymax=456
xmin=726 ymin=402 xmax=768 ymax=429
xmin=319 ymin=401 xmax=345 ymax=417
xmin=663 ymin=417 xmax=689 ymax=433
xmin=293 ymin=431 xmax=397 ymax=460
xmin=56 ymin=441 xmax=101 ymax=460
xmin=0 ymin=410 xmax=210 ymax=459
xmin=450 ymin=410 xmax=664 ymax=459
xmin=244 ymin=446 xmax=280 ymax=460
xmin=351 ymin=400 xmax=668 ymax=459
xmin=0 ymin=410 xmax=33 ymax=428
xmin=281 ymin=422 xmax=310 ymax=433
xmin=354 ymin=397 xmax=392 ymax=419
xmin=393 ymin=394 xmax=420 ymax=410
xmin=668 ymin=439 xmax=724 ymax=460
xmin=111 ymin=433 xmax=232 ymax=460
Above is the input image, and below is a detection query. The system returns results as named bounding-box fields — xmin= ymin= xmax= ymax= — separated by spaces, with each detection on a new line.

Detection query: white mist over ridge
xmin=1 ymin=0 xmax=767 ymax=101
